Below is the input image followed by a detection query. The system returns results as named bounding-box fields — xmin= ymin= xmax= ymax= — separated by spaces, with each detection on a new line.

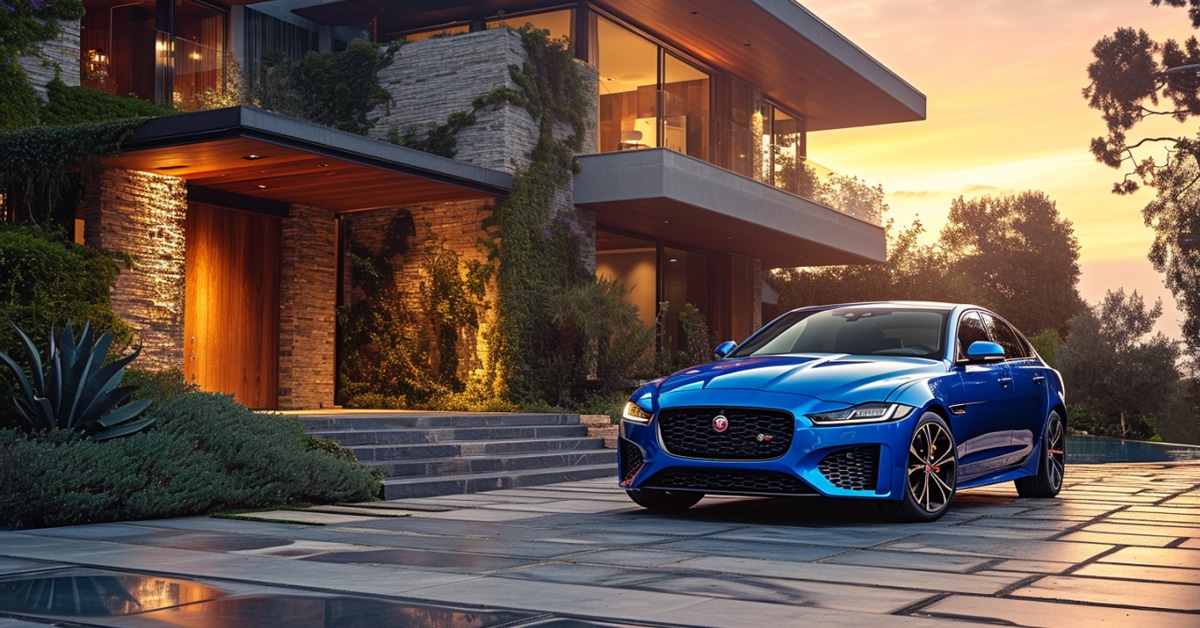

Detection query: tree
xmin=769 ymin=186 xmax=1086 ymax=336
xmin=1084 ymin=2 xmax=1200 ymax=345
xmin=940 ymin=191 xmax=1084 ymax=336
xmin=768 ymin=219 xmax=951 ymax=317
xmin=1058 ymin=289 xmax=1180 ymax=438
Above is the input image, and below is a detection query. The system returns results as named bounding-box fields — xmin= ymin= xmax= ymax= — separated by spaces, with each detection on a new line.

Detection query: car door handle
xmin=998 ymin=376 xmax=1013 ymax=387
xmin=1032 ymin=375 xmax=1046 ymax=385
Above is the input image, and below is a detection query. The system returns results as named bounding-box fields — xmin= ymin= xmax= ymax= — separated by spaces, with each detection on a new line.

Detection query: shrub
xmin=0 ymin=392 xmax=381 ymax=530
xmin=0 ymin=225 xmax=130 ymax=360
xmin=40 ymin=79 xmax=174 ymax=126
xmin=1066 ymin=403 xmax=1159 ymax=440
xmin=151 ymin=393 xmax=381 ymax=506
xmin=0 ymin=320 xmax=153 ymax=440
xmin=124 ymin=368 xmax=200 ymax=412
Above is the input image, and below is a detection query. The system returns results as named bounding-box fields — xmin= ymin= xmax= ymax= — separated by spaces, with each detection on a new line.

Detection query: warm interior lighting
xmin=190 ymin=51 xmax=201 ymax=61
xmin=256 ymin=184 xmax=267 ymax=189
xmin=243 ymin=154 xmax=264 ymax=160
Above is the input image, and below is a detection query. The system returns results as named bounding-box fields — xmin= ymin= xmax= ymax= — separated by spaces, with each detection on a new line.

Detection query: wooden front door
xmin=183 ymin=202 xmax=280 ymax=409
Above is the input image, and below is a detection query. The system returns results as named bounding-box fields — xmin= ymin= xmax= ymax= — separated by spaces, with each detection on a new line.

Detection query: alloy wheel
xmin=907 ymin=420 xmax=957 ymax=512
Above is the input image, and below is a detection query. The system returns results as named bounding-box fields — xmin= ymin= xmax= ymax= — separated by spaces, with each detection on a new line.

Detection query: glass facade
xmin=80 ymin=0 xmax=228 ymax=109
xmin=595 ymin=16 xmax=711 ymax=160
xmin=759 ymin=102 xmax=810 ymax=196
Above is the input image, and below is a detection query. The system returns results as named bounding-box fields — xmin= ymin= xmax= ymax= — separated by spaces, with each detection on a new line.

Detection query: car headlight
xmin=622 ymin=401 xmax=653 ymax=423
xmin=806 ymin=403 xmax=914 ymax=425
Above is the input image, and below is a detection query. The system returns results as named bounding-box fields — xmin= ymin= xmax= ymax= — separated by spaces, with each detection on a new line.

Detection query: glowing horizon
xmin=800 ymin=0 xmax=1198 ymax=339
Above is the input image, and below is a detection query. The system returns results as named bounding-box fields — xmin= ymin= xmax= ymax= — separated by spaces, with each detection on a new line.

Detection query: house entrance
xmin=183 ymin=202 xmax=280 ymax=409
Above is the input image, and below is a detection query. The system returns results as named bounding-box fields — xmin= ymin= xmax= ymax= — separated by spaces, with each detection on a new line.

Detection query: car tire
xmin=1015 ymin=409 xmax=1065 ymax=498
xmin=882 ymin=412 xmax=958 ymax=523
xmin=626 ymin=488 xmax=704 ymax=511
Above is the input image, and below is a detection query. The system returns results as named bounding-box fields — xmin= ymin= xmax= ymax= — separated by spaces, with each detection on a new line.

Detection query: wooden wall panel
xmin=184 ymin=202 xmax=281 ymax=409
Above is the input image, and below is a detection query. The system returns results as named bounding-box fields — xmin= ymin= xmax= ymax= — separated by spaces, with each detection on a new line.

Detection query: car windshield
xmin=729 ymin=306 xmax=950 ymax=360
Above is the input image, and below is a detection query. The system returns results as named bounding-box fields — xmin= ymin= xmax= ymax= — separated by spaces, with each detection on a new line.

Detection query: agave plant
xmin=0 ymin=320 xmax=154 ymax=441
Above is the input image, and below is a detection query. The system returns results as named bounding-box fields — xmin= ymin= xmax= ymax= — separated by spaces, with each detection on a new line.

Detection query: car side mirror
xmin=965 ymin=340 xmax=1005 ymax=363
xmin=713 ymin=340 xmax=737 ymax=359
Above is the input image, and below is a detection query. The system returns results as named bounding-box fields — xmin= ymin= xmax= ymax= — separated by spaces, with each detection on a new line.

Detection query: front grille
xmin=642 ymin=468 xmax=816 ymax=496
xmin=657 ymin=407 xmax=793 ymax=460
xmin=818 ymin=445 xmax=880 ymax=491
xmin=619 ymin=437 xmax=644 ymax=483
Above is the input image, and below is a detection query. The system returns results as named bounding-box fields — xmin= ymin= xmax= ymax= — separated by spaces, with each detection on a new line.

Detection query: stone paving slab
xmin=0 ymin=462 xmax=1197 ymax=627
xmin=919 ymin=595 xmax=1199 ymax=627
xmin=1013 ymin=575 xmax=1200 ymax=611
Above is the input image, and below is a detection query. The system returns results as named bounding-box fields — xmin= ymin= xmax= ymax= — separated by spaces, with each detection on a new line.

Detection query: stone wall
xmin=85 ymin=168 xmax=187 ymax=371
xmin=370 ymin=29 xmax=539 ymax=174
xmin=277 ymin=204 xmax=338 ymax=410
xmin=17 ymin=19 xmax=81 ymax=100
xmin=369 ymin=27 xmax=600 ymax=273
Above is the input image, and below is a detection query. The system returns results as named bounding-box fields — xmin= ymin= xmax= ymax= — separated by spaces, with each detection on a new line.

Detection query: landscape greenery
xmin=2 ymin=3 xmax=1200 ymax=528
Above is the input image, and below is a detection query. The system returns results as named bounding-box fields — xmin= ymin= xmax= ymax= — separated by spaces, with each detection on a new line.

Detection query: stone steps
xmin=299 ymin=412 xmax=617 ymax=500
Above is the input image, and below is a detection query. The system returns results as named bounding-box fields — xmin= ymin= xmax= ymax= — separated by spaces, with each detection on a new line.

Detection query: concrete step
xmin=379 ymin=463 xmax=616 ymax=500
xmin=307 ymin=424 xmax=588 ymax=446
xmin=299 ymin=413 xmax=578 ymax=432
xmin=348 ymin=437 xmax=608 ymax=462
xmin=368 ymin=449 xmax=617 ymax=478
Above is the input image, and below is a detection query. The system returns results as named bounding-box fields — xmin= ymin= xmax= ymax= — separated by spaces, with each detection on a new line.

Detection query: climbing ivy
xmin=253 ymin=39 xmax=396 ymax=135
xmin=0 ymin=118 xmax=147 ymax=229
xmin=485 ymin=26 xmax=648 ymax=406
xmin=340 ymin=25 xmax=650 ymax=409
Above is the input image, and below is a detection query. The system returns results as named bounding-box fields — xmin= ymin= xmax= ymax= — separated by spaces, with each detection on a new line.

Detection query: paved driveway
xmin=0 ymin=462 xmax=1197 ymax=627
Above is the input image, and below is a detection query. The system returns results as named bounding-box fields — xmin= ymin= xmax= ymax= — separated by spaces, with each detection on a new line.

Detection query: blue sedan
xmin=619 ymin=302 xmax=1066 ymax=522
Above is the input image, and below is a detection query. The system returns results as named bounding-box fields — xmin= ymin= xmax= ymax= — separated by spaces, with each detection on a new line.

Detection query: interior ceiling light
xmin=243 ymin=154 xmax=264 ymax=160
xmin=257 ymin=184 xmax=267 ymax=189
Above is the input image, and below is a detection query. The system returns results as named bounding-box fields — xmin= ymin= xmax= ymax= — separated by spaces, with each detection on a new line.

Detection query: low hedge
xmin=0 ymin=392 xmax=381 ymax=530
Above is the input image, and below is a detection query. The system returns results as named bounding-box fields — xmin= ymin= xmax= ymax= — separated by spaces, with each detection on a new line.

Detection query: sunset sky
xmin=800 ymin=0 xmax=1199 ymax=339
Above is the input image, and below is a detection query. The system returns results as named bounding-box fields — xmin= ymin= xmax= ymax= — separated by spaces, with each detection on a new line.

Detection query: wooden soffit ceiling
xmin=106 ymin=107 xmax=512 ymax=213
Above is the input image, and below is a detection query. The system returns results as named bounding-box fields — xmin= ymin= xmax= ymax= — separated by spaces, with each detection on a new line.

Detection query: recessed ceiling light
xmin=244 ymin=154 xmax=264 ymax=160
xmin=257 ymin=184 xmax=267 ymax=189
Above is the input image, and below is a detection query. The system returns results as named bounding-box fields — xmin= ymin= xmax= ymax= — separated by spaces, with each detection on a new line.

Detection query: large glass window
xmin=662 ymin=52 xmax=709 ymax=161
xmin=173 ymin=0 xmax=226 ymax=110
xmin=758 ymin=102 xmax=810 ymax=196
xmin=595 ymin=231 xmax=657 ymax=328
xmin=661 ymin=247 xmax=710 ymax=355
xmin=243 ymin=7 xmax=318 ymax=91
xmin=596 ymin=16 xmax=710 ymax=160
xmin=80 ymin=0 xmax=229 ymax=108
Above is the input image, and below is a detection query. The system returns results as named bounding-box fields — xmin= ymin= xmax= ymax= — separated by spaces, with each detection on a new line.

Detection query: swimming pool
xmin=1066 ymin=435 xmax=1200 ymax=464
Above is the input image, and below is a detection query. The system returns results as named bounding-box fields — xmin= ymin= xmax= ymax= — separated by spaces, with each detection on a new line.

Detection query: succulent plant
xmin=0 ymin=320 xmax=153 ymax=441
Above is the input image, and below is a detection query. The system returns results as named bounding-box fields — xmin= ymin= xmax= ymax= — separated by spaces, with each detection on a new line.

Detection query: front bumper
xmin=619 ymin=395 xmax=918 ymax=500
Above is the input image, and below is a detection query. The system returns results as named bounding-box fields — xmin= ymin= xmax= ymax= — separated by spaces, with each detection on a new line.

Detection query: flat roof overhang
xmin=575 ymin=149 xmax=885 ymax=269
xmin=291 ymin=0 xmax=925 ymax=132
xmin=108 ymin=106 xmax=513 ymax=212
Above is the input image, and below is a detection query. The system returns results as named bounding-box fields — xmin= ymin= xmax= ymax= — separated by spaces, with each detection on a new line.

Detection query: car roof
xmin=785 ymin=301 xmax=977 ymax=314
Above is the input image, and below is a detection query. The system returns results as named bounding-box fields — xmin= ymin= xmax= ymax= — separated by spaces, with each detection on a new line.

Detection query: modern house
xmin=26 ymin=0 xmax=925 ymax=410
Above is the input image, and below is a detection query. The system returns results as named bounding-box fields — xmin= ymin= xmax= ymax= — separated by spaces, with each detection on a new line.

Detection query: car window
xmin=956 ymin=312 xmax=990 ymax=360
xmin=982 ymin=313 xmax=1029 ymax=359
xmin=732 ymin=306 xmax=948 ymax=359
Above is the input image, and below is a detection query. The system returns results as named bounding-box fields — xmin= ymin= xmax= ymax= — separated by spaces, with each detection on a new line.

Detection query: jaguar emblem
xmin=712 ymin=415 xmax=729 ymax=433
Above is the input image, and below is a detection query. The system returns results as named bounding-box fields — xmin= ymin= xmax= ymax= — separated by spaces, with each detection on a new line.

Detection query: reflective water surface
xmin=1067 ymin=435 xmax=1200 ymax=464
xmin=0 ymin=568 xmax=641 ymax=627
xmin=0 ymin=569 xmax=226 ymax=616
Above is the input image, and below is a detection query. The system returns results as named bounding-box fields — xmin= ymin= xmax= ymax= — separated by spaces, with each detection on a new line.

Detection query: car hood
xmin=655 ymin=354 xmax=947 ymax=405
